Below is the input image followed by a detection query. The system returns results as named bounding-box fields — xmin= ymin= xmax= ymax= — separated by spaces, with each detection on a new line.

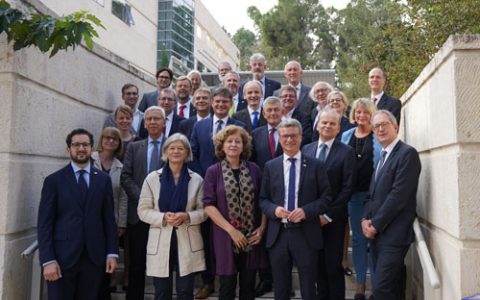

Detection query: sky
xmin=201 ymin=0 xmax=350 ymax=35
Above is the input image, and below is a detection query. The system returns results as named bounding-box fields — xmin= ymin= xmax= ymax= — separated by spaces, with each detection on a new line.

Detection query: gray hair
xmin=144 ymin=106 xmax=166 ymax=119
xmin=161 ymin=133 xmax=193 ymax=162
xmin=309 ymin=81 xmax=334 ymax=100
xmin=242 ymin=80 xmax=263 ymax=96
xmin=160 ymin=87 xmax=177 ymax=99
xmin=278 ymin=118 xmax=303 ymax=136
xmin=316 ymin=107 xmax=342 ymax=125
xmin=249 ymin=53 xmax=266 ymax=64
xmin=371 ymin=109 xmax=398 ymax=127
xmin=222 ymin=70 xmax=240 ymax=83
xmin=327 ymin=90 xmax=347 ymax=104
xmin=263 ymin=96 xmax=283 ymax=109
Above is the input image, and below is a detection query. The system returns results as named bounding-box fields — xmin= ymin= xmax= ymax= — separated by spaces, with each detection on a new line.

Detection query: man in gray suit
xmin=138 ymin=67 xmax=174 ymax=112
xmin=121 ymin=106 xmax=166 ymax=300
xmin=275 ymin=60 xmax=314 ymax=117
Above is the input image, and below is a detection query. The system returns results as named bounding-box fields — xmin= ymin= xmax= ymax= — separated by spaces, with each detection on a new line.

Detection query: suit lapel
xmin=139 ymin=139 xmax=148 ymax=176
xmin=298 ymin=155 xmax=308 ymax=197
xmin=85 ymin=168 xmax=100 ymax=211
xmin=64 ymin=165 xmax=84 ymax=210
xmin=373 ymin=141 xmax=402 ymax=189
xmin=377 ymin=94 xmax=388 ymax=109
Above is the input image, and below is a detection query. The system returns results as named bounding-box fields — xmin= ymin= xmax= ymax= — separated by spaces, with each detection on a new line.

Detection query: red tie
xmin=179 ymin=104 xmax=186 ymax=117
xmin=269 ymin=128 xmax=276 ymax=157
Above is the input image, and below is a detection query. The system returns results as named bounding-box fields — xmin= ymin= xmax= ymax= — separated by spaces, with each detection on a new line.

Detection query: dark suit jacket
xmin=232 ymin=108 xmax=267 ymax=134
xmin=238 ymin=77 xmax=281 ymax=101
xmin=138 ymin=89 xmax=159 ymax=112
xmin=137 ymin=114 xmax=185 ymax=140
xmin=251 ymin=125 xmax=283 ymax=170
xmin=259 ymin=154 xmax=332 ymax=249
xmin=120 ymin=138 xmax=165 ymax=224
xmin=190 ymin=117 xmax=246 ymax=176
xmin=377 ymin=93 xmax=402 ymax=125
xmin=178 ymin=116 xmax=197 ymax=139
xmin=236 ymin=97 xmax=248 ymax=113
xmin=302 ymin=140 xmax=356 ymax=221
xmin=291 ymin=108 xmax=312 ymax=146
xmin=363 ymin=140 xmax=421 ymax=246
xmin=37 ymin=164 xmax=118 ymax=269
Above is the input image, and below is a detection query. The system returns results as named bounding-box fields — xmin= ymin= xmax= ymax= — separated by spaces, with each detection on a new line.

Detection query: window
xmin=92 ymin=0 xmax=105 ymax=6
xmin=112 ymin=0 xmax=135 ymax=26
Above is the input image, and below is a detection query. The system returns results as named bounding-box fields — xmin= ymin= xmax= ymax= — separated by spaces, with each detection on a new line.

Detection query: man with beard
xmin=238 ymin=53 xmax=280 ymax=103
xmin=38 ymin=128 xmax=118 ymax=300
xmin=175 ymin=76 xmax=196 ymax=118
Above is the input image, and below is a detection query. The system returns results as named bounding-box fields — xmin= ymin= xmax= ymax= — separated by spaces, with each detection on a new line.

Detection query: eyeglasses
xmin=103 ymin=136 xmax=119 ymax=142
xmin=328 ymin=99 xmax=344 ymax=104
xmin=372 ymin=122 xmax=392 ymax=130
xmin=280 ymin=134 xmax=300 ymax=140
xmin=71 ymin=143 xmax=91 ymax=148
xmin=159 ymin=97 xmax=175 ymax=102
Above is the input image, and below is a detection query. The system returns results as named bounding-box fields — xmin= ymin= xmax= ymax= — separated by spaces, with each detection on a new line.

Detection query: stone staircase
xmin=110 ymin=247 xmax=373 ymax=300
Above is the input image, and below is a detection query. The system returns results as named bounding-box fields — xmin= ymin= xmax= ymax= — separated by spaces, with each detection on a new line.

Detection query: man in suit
xmin=303 ymin=109 xmax=356 ymax=300
xmin=175 ymin=75 xmax=197 ymax=118
xmin=279 ymin=85 xmax=312 ymax=146
xmin=222 ymin=71 xmax=247 ymax=114
xmin=238 ymin=53 xmax=281 ymax=102
xmin=362 ymin=110 xmax=421 ymax=300
xmin=368 ymin=68 xmax=402 ymax=125
xmin=103 ymin=83 xmax=144 ymax=135
xmin=232 ymin=80 xmax=267 ymax=133
xmin=138 ymin=67 xmax=173 ymax=112
xmin=178 ymin=87 xmax=212 ymax=139
xmin=260 ymin=118 xmax=332 ymax=300
xmin=38 ymin=128 xmax=118 ymax=299
xmin=274 ymin=61 xmax=314 ymax=116
xmin=121 ymin=106 xmax=166 ymax=300
xmin=310 ymin=81 xmax=334 ymax=128
xmin=189 ymin=87 xmax=246 ymax=299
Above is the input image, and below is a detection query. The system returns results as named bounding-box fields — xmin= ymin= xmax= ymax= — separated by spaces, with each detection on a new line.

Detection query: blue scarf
xmin=159 ymin=163 xmax=190 ymax=212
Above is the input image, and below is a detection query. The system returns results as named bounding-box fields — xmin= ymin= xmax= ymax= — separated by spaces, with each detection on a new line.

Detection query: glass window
xmin=112 ymin=0 xmax=134 ymax=26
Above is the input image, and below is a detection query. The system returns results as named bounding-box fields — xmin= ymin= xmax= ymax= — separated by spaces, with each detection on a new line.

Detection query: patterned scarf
xmin=221 ymin=159 xmax=256 ymax=251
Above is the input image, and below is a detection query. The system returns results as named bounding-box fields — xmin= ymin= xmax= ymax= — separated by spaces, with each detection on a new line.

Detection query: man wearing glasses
xmin=138 ymin=67 xmax=174 ymax=112
xmin=37 ymin=128 xmax=118 ymax=299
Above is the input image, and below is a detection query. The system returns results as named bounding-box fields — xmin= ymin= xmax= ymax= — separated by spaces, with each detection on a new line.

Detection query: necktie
xmin=317 ymin=143 xmax=327 ymax=162
xmin=215 ymin=119 xmax=224 ymax=134
xmin=372 ymin=97 xmax=377 ymax=106
xmin=179 ymin=104 xmax=186 ymax=117
xmin=77 ymin=169 xmax=88 ymax=204
xmin=228 ymin=98 xmax=236 ymax=116
xmin=287 ymin=158 xmax=296 ymax=212
xmin=268 ymin=128 xmax=276 ymax=157
xmin=375 ymin=150 xmax=387 ymax=180
xmin=252 ymin=111 xmax=259 ymax=129
xmin=149 ymin=140 xmax=160 ymax=173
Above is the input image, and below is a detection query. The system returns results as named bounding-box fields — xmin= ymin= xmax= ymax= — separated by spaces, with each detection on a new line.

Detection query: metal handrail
xmin=21 ymin=240 xmax=39 ymax=259
xmin=413 ymin=219 xmax=440 ymax=289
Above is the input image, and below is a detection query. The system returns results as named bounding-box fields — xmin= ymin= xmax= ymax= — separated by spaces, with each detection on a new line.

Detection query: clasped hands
xmin=274 ymin=207 xmax=306 ymax=223
xmin=164 ymin=212 xmax=189 ymax=227
xmin=361 ymin=218 xmax=377 ymax=239
xmin=228 ymin=226 xmax=264 ymax=251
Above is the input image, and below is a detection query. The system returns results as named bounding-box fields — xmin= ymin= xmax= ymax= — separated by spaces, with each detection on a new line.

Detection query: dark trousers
xmin=47 ymin=251 xmax=103 ymax=300
xmin=218 ymin=252 xmax=256 ymax=300
xmin=370 ymin=242 xmax=409 ymax=300
xmin=126 ymin=220 xmax=150 ymax=300
xmin=153 ymin=231 xmax=194 ymax=300
xmin=269 ymin=226 xmax=318 ymax=300
xmin=317 ymin=217 xmax=347 ymax=300
xmin=199 ymin=219 xmax=215 ymax=284
xmin=257 ymin=255 xmax=273 ymax=285
xmin=98 ymin=272 xmax=112 ymax=300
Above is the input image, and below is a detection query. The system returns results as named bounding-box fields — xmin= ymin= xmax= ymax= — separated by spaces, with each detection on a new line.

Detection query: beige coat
xmin=91 ymin=151 xmax=128 ymax=228
xmin=138 ymin=168 xmax=207 ymax=278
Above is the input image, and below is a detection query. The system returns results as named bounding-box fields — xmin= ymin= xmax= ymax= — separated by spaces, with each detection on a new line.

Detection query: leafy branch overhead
xmin=0 ymin=0 xmax=104 ymax=57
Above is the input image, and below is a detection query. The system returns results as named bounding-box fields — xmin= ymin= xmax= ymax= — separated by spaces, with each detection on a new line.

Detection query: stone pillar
xmin=401 ymin=34 xmax=480 ymax=300
xmin=0 ymin=33 xmax=154 ymax=299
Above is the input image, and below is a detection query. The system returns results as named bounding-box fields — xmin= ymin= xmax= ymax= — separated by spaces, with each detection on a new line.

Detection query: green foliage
xmin=0 ymin=0 xmax=104 ymax=57
xmin=232 ymin=27 xmax=256 ymax=70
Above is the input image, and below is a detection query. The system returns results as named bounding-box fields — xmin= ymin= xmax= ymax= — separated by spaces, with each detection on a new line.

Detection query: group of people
xmin=37 ymin=52 xmax=421 ymax=300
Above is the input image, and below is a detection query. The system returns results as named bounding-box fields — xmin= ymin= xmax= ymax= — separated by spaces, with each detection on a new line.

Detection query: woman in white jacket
xmin=138 ymin=133 xmax=207 ymax=300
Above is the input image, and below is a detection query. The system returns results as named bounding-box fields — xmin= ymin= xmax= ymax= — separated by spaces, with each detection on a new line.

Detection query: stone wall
xmin=401 ymin=34 xmax=480 ymax=300
xmin=0 ymin=32 xmax=154 ymax=298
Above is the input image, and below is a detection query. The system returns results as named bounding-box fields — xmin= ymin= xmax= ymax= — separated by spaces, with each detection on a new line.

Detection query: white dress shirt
xmin=282 ymin=152 xmax=302 ymax=222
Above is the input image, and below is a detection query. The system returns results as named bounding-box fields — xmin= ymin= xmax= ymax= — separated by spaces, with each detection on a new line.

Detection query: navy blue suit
xmin=232 ymin=108 xmax=267 ymax=134
xmin=251 ymin=125 xmax=283 ymax=170
xmin=364 ymin=140 xmax=420 ymax=300
xmin=260 ymin=154 xmax=332 ymax=299
xmin=238 ymin=77 xmax=281 ymax=102
xmin=190 ymin=116 xmax=246 ymax=177
xmin=376 ymin=93 xmax=401 ymax=125
xmin=37 ymin=164 xmax=118 ymax=299
xmin=302 ymin=140 xmax=356 ymax=300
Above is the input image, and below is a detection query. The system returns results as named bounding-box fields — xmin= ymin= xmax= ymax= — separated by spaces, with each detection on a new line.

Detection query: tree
xmin=0 ymin=0 xmax=104 ymax=57
xmin=247 ymin=0 xmax=334 ymax=69
xmin=232 ymin=27 xmax=256 ymax=70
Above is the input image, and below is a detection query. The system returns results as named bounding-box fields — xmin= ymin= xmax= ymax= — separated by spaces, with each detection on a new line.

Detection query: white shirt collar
xmin=283 ymin=151 xmax=301 ymax=162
